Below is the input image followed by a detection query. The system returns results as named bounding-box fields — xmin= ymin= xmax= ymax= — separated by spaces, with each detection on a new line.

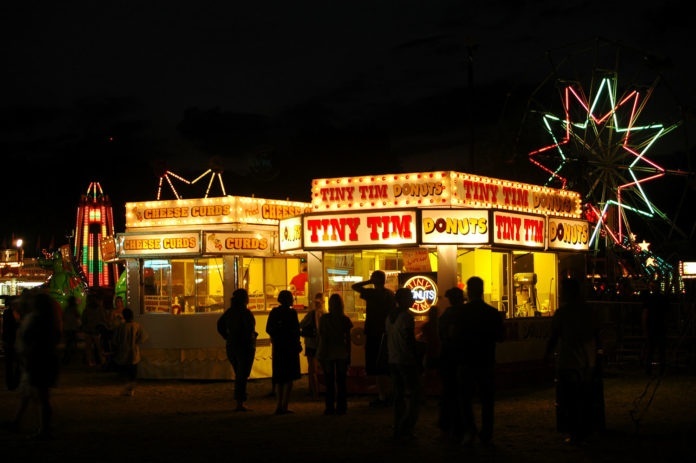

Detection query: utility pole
xmin=465 ymin=39 xmax=477 ymax=171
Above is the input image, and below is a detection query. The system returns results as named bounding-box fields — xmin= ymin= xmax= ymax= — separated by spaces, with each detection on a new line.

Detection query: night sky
xmin=2 ymin=2 xmax=695 ymax=257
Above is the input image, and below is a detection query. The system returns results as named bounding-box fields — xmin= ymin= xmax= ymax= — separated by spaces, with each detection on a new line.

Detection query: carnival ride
xmin=74 ymin=181 xmax=119 ymax=288
xmin=518 ymin=38 xmax=695 ymax=288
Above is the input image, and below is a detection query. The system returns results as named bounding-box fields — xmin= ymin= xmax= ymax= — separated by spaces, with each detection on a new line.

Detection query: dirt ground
xmin=1 ymin=359 xmax=695 ymax=463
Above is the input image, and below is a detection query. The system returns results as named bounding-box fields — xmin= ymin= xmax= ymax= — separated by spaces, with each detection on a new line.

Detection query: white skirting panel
xmin=138 ymin=345 xmax=308 ymax=380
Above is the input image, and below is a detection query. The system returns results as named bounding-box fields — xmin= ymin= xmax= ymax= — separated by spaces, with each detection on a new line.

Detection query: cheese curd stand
xmin=114 ymin=197 xmax=313 ymax=380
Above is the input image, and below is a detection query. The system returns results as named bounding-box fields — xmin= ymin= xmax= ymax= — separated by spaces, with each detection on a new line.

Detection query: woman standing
xmin=316 ymin=293 xmax=353 ymax=415
xmin=266 ymin=290 xmax=302 ymax=415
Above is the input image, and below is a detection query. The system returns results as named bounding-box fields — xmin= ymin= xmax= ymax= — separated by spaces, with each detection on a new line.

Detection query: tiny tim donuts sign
xmin=302 ymin=210 xmax=418 ymax=249
xmin=402 ymin=275 xmax=438 ymax=314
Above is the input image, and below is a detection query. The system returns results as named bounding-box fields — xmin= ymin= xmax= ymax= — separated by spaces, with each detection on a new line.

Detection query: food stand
xmin=113 ymin=196 xmax=313 ymax=380
xmin=279 ymin=171 xmax=590 ymax=390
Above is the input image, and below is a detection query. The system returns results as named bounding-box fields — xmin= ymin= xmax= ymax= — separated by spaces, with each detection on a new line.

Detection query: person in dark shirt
xmin=316 ymin=293 xmax=353 ymax=415
xmin=352 ymin=270 xmax=395 ymax=407
xmin=266 ymin=290 xmax=302 ymax=415
xmin=545 ymin=277 xmax=602 ymax=444
xmin=217 ymin=288 xmax=257 ymax=411
xmin=112 ymin=307 xmax=147 ymax=397
xmin=437 ymin=287 xmax=466 ymax=442
xmin=386 ymin=288 xmax=423 ymax=441
xmin=455 ymin=276 xmax=505 ymax=446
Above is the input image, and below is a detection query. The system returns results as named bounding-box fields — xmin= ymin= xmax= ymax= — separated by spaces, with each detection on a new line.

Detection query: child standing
xmin=112 ymin=308 xmax=146 ymax=396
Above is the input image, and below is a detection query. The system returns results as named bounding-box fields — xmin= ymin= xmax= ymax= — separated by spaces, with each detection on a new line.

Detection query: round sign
xmin=402 ymin=275 xmax=438 ymax=314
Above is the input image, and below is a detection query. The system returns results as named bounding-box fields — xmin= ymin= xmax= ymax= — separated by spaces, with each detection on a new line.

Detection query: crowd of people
xmin=218 ymin=271 xmax=611 ymax=448
xmin=230 ymin=270 xmax=512 ymax=446
xmin=2 ymin=272 xmax=617 ymax=448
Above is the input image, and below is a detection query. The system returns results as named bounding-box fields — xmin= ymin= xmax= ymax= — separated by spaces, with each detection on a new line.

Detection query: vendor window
xmin=242 ymin=256 xmax=307 ymax=311
xmin=510 ymin=251 xmax=557 ymax=318
xmin=323 ymin=249 xmax=439 ymax=320
xmin=142 ymin=257 xmax=225 ymax=314
xmin=457 ymin=249 xmax=558 ymax=318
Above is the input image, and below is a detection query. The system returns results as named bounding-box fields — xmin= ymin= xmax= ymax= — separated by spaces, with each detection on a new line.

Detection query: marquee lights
xmin=126 ymin=196 xmax=311 ymax=229
xmin=312 ymin=171 xmax=582 ymax=218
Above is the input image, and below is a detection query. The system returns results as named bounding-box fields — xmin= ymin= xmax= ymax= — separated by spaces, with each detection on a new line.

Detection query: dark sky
xmin=2 ymin=1 xmax=695 ymax=256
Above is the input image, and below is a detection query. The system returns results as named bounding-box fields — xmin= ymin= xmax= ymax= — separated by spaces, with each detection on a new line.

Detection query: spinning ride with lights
xmin=522 ymin=39 xmax=693 ymax=282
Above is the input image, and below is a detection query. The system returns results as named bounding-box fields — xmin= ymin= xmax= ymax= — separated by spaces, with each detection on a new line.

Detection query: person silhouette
xmin=9 ymin=290 xmax=62 ymax=440
xmin=300 ymin=292 xmax=324 ymax=399
xmin=417 ymin=305 xmax=441 ymax=391
xmin=217 ymin=289 xmax=257 ymax=411
xmin=545 ymin=277 xmax=601 ymax=445
xmin=316 ymin=293 xmax=353 ymax=415
xmin=81 ymin=298 xmax=107 ymax=367
xmin=386 ymin=288 xmax=423 ymax=441
xmin=456 ymin=277 xmax=505 ymax=447
xmin=437 ymin=287 xmax=466 ymax=442
xmin=352 ymin=270 xmax=395 ymax=407
xmin=112 ymin=307 xmax=147 ymax=396
xmin=266 ymin=290 xmax=302 ymax=415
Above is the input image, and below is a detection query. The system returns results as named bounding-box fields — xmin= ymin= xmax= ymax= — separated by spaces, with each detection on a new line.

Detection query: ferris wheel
xmin=518 ymin=38 xmax=695 ymax=280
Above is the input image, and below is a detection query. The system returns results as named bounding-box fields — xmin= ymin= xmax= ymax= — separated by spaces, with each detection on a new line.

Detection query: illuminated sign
xmin=454 ymin=173 xmax=580 ymax=217
xmin=420 ymin=209 xmax=490 ymax=245
xmin=100 ymin=236 xmax=118 ymax=262
xmin=547 ymin=218 xmax=590 ymax=251
xmin=680 ymin=261 xmax=696 ymax=279
xmin=312 ymin=172 xmax=450 ymax=211
xmin=116 ymin=232 xmax=202 ymax=257
xmin=491 ymin=211 xmax=545 ymax=248
xmin=302 ymin=210 xmax=418 ymax=249
xmin=1 ymin=249 xmax=20 ymax=263
xmin=312 ymin=171 xmax=582 ymax=218
xmin=203 ymin=232 xmax=272 ymax=254
xmin=125 ymin=196 xmax=311 ymax=228
xmin=402 ymin=275 xmax=438 ymax=314
xmin=279 ymin=216 xmax=303 ymax=252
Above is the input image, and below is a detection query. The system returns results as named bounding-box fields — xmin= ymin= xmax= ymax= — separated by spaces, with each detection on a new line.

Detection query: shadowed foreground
xmin=1 ymin=360 xmax=694 ymax=463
